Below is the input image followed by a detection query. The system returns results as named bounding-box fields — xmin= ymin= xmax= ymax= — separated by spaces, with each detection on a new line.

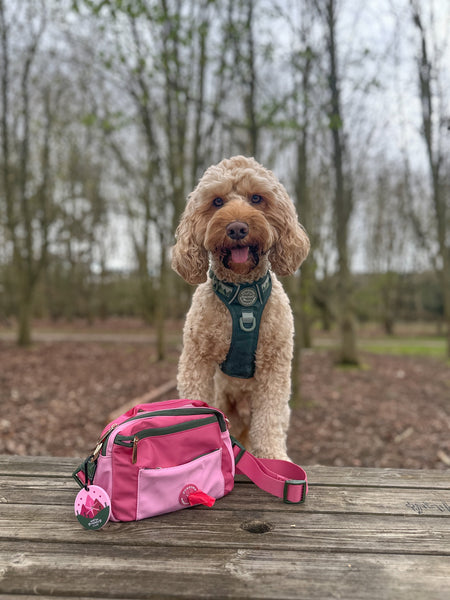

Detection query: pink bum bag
xmin=73 ymin=398 xmax=308 ymax=524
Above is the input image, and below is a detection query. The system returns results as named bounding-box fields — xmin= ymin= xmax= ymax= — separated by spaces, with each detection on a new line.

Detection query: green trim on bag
xmin=114 ymin=415 xmax=218 ymax=447
xmin=101 ymin=408 xmax=226 ymax=456
xmin=126 ymin=408 xmax=227 ymax=431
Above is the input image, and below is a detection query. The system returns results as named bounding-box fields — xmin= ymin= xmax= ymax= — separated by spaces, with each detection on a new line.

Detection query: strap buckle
xmin=72 ymin=454 xmax=97 ymax=490
xmin=231 ymin=436 xmax=246 ymax=466
xmin=283 ymin=479 xmax=307 ymax=504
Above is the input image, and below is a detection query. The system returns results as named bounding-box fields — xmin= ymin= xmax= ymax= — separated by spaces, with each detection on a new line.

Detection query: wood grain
xmin=2 ymin=476 xmax=450 ymax=518
xmin=1 ymin=456 xmax=449 ymax=599
xmin=1 ymin=543 xmax=449 ymax=599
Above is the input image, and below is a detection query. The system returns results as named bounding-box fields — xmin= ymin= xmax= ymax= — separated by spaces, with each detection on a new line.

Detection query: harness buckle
xmin=239 ymin=311 xmax=256 ymax=332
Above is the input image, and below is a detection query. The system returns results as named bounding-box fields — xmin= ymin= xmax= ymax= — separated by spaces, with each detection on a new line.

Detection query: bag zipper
xmin=125 ymin=408 xmax=227 ymax=431
xmin=115 ymin=415 xmax=218 ymax=464
xmin=101 ymin=407 xmax=227 ymax=456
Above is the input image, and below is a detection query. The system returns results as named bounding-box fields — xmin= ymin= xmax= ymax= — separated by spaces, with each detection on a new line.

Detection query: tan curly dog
xmin=172 ymin=156 xmax=309 ymax=460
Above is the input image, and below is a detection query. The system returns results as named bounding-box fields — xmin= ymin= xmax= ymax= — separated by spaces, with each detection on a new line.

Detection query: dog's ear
xmin=171 ymin=197 xmax=209 ymax=284
xmin=269 ymin=189 xmax=310 ymax=277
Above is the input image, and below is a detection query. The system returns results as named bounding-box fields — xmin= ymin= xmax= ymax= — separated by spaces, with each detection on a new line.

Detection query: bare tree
xmin=364 ymin=165 xmax=414 ymax=335
xmin=78 ymin=0 xmax=231 ymax=357
xmin=0 ymin=0 xmax=49 ymax=345
xmin=224 ymin=0 xmax=262 ymax=157
xmin=314 ymin=0 xmax=358 ymax=364
xmin=410 ymin=0 xmax=450 ymax=356
xmin=275 ymin=0 xmax=321 ymax=402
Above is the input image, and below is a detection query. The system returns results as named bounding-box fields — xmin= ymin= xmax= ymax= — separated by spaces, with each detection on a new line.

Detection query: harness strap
xmin=210 ymin=270 xmax=272 ymax=379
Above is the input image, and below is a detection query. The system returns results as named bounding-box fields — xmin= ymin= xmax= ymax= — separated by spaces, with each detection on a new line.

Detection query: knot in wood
xmin=240 ymin=520 xmax=274 ymax=534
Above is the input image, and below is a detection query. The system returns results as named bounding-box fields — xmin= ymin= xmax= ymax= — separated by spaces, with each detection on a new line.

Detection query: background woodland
xmin=1 ymin=0 xmax=449 ymax=369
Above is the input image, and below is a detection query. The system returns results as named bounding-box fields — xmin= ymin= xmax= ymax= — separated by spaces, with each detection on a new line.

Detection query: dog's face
xmin=172 ymin=156 xmax=310 ymax=284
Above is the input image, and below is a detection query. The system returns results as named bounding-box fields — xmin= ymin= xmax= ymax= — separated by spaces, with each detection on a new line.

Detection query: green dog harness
xmin=210 ymin=270 xmax=272 ymax=379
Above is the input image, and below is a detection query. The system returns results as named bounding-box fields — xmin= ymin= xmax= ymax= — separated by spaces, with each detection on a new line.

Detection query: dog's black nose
xmin=226 ymin=221 xmax=249 ymax=241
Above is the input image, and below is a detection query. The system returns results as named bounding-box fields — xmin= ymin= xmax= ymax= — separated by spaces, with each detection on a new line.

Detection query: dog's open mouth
xmin=231 ymin=247 xmax=249 ymax=263
xmin=223 ymin=246 xmax=259 ymax=269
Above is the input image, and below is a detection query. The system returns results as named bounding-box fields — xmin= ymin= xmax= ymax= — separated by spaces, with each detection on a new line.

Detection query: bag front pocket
xmin=114 ymin=415 xmax=220 ymax=464
xmin=136 ymin=448 xmax=224 ymax=520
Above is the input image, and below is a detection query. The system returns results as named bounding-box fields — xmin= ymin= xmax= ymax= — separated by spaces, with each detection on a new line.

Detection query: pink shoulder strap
xmin=232 ymin=439 xmax=308 ymax=504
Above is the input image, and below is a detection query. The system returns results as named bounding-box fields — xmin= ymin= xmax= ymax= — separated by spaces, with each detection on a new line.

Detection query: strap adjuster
xmin=231 ymin=436 xmax=246 ymax=466
xmin=283 ymin=479 xmax=306 ymax=504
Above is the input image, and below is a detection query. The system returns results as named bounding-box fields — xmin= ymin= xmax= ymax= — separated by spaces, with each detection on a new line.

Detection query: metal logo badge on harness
xmin=238 ymin=287 xmax=258 ymax=306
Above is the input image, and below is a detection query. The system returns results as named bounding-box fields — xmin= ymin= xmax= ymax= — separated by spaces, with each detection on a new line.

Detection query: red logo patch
xmin=179 ymin=484 xmax=198 ymax=506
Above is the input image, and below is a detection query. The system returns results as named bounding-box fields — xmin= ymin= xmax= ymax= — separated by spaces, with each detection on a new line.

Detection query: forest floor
xmin=1 ymin=318 xmax=449 ymax=470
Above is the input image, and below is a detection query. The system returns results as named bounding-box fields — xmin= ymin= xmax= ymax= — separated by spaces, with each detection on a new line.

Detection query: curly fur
xmin=172 ymin=156 xmax=309 ymax=459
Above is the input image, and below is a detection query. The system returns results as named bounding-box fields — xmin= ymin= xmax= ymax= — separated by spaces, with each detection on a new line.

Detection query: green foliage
xmin=80 ymin=111 xmax=128 ymax=133
xmin=360 ymin=338 xmax=446 ymax=359
xmin=328 ymin=113 xmax=343 ymax=131
xmin=32 ymin=264 xmax=151 ymax=321
xmin=27 ymin=258 xmax=450 ymax=336
xmin=352 ymin=271 xmax=443 ymax=326
xmin=72 ymin=0 xmax=151 ymax=18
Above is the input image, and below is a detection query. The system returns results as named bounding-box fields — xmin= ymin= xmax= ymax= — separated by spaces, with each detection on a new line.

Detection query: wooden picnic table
xmin=0 ymin=455 xmax=449 ymax=599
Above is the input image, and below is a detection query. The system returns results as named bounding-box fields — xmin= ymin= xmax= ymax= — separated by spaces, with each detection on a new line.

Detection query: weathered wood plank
xmin=306 ymin=465 xmax=450 ymax=489
xmin=0 ymin=456 xmax=82 ymax=478
xmin=2 ymin=477 xmax=450 ymax=518
xmin=1 ymin=543 xmax=449 ymax=599
xmin=1 ymin=456 xmax=449 ymax=489
xmin=1 ymin=457 xmax=450 ymax=599
xmin=0 ymin=597 xmax=113 ymax=600
xmin=1 ymin=503 xmax=449 ymax=555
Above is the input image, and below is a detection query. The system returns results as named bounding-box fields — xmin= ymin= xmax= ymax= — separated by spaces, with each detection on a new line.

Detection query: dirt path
xmin=0 ymin=331 xmax=156 ymax=343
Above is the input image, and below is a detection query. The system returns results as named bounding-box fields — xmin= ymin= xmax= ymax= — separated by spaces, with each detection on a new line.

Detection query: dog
xmin=171 ymin=156 xmax=309 ymax=460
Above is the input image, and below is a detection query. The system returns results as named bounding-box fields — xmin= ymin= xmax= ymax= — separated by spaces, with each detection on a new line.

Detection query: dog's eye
xmin=213 ymin=197 xmax=224 ymax=207
xmin=251 ymin=194 xmax=263 ymax=204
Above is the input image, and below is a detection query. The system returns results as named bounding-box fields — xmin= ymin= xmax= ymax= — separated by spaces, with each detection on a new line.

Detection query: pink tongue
xmin=231 ymin=247 xmax=249 ymax=263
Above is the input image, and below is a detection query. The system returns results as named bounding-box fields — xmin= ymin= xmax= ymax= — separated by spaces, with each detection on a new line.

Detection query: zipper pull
xmin=92 ymin=424 xmax=118 ymax=460
xmin=132 ymin=435 xmax=139 ymax=464
xmin=97 ymin=423 xmax=118 ymax=445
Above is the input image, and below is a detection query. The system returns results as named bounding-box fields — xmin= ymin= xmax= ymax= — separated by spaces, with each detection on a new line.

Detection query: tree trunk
xmin=244 ymin=0 xmax=258 ymax=156
xmin=411 ymin=3 xmax=450 ymax=357
xmin=0 ymin=1 xmax=47 ymax=346
xmin=17 ymin=278 xmax=33 ymax=346
xmin=441 ymin=264 xmax=450 ymax=358
xmin=155 ymin=240 xmax=168 ymax=362
xmin=325 ymin=0 xmax=358 ymax=365
xmin=286 ymin=276 xmax=303 ymax=407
